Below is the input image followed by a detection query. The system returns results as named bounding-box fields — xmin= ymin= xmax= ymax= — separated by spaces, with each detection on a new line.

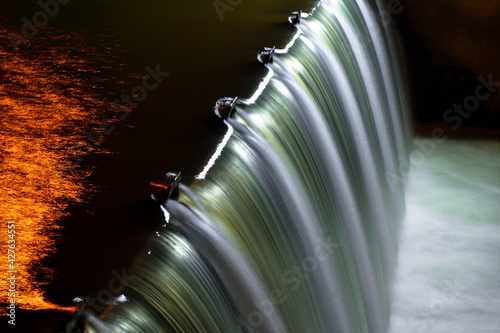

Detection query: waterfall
xmin=81 ymin=0 xmax=410 ymax=332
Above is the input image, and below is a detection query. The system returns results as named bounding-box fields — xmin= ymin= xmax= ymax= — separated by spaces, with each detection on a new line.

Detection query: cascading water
xmin=80 ymin=0 xmax=411 ymax=332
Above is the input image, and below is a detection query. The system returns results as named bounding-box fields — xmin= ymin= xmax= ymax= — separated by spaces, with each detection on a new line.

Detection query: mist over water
xmin=389 ymin=139 xmax=500 ymax=333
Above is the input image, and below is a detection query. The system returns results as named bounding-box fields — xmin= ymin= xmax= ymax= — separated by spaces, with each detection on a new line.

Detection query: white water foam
xmin=389 ymin=138 xmax=500 ymax=333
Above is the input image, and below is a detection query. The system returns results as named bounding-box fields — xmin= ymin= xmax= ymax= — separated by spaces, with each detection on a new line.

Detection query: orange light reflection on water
xmin=0 ymin=41 xmax=113 ymax=314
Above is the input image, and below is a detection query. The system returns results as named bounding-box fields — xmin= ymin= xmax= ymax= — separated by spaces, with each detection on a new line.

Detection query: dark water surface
xmin=0 ymin=0 xmax=317 ymax=331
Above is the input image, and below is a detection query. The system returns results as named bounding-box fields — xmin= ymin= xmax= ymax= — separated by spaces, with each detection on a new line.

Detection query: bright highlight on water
xmin=82 ymin=0 xmax=412 ymax=331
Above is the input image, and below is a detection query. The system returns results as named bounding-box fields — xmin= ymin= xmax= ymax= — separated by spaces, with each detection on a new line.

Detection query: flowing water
xmin=81 ymin=0 xmax=412 ymax=332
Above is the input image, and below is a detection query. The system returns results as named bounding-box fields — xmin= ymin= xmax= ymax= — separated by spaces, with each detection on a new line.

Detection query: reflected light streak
xmin=160 ymin=204 xmax=171 ymax=223
xmin=275 ymin=28 xmax=303 ymax=55
xmin=195 ymin=121 xmax=234 ymax=180
xmin=241 ymin=68 xmax=275 ymax=105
